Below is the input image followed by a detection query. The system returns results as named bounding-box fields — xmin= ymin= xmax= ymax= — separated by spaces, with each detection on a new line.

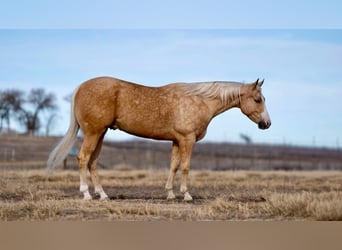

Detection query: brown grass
xmin=0 ymin=169 xmax=342 ymax=221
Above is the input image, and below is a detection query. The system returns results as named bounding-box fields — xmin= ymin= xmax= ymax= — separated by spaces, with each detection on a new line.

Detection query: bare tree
xmin=18 ymin=88 xmax=57 ymax=136
xmin=240 ymin=133 xmax=252 ymax=144
xmin=0 ymin=88 xmax=58 ymax=135
xmin=0 ymin=91 xmax=7 ymax=131
xmin=0 ymin=89 xmax=24 ymax=132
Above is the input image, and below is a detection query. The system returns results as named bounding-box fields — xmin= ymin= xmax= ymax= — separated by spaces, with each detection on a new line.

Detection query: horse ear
xmin=253 ymin=78 xmax=260 ymax=88
xmin=254 ymin=78 xmax=264 ymax=88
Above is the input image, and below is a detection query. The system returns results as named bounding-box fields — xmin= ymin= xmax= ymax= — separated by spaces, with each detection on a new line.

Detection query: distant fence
xmin=2 ymin=148 xmax=16 ymax=161
xmin=96 ymin=141 xmax=342 ymax=171
xmin=1 ymin=135 xmax=342 ymax=171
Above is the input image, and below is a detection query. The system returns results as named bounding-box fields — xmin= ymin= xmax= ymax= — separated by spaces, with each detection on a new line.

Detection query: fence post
xmin=4 ymin=148 xmax=7 ymax=161
xmin=11 ymin=149 xmax=15 ymax=161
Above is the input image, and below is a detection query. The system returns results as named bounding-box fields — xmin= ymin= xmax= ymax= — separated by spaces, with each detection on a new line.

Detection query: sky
xmin=0 ymin=1 xmax=341 ymax=148
xmin=0 ymin=0 xmax=341 ymax=29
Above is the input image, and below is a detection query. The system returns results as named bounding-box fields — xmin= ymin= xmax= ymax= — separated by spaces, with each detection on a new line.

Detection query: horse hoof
xmin=183 ymin=192 xmax=193 ymax=201
xmin=100 ymin=195 xmax=109 ymax=201
xmin=167 ymin=191 xmax=176 ymax=200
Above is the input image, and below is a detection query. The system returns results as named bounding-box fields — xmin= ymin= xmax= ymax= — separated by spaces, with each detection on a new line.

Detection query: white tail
xmin=47 ymin=88 xmax=80 ymax=172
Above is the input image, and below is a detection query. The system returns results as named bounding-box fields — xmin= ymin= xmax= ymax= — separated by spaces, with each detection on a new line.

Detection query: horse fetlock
xmin=180 ymin=185 xmax=188 ymax=194
xmin=82 ymin=190 xmax=92 ymax=200
xmin=167 ymin=190 xmax=176 ymax=200
xmin=95 ymin=186 xmax=109 ymax=200
xmin=165 ymin=182 xmax=173 ymax=191
xmin=80 ymin=184 xmax=89 ymax=193
xmin=80 ymin=184 xmax=92 ymax=200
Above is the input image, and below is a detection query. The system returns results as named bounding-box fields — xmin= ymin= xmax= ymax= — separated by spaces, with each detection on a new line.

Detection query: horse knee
xmin=182 ymin=167 xmax=189 ymax=175
xmin=171 ymin=165 xmax=179 ymax=173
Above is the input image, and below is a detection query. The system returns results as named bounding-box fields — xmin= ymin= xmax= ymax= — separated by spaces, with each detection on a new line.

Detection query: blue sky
xmin=0 ymin=2 xmax=341 ymax=148
xmin=0 ymin=0 xmax=341 ymax=28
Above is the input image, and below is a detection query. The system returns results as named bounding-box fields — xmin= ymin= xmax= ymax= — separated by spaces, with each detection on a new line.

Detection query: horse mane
xmin=183 ymin=81 xmax=242 ymax=104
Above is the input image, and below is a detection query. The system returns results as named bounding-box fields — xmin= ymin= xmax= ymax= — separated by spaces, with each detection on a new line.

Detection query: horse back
xmin=75 ymin=77 xmax=210 ymax=141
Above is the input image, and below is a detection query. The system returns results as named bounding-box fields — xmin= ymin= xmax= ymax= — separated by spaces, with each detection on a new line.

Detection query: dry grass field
xmin=1 ymin=168 xmax=342 ymax=221
xmin=1 ymin=135 xmax=342 ymax=221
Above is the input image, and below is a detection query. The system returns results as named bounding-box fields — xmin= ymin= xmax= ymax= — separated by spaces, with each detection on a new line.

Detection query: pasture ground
xmin=1 ymin=169 xmax=342 ymax=221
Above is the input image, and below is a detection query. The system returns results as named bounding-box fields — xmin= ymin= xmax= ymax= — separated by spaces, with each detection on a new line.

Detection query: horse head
xmin=239 ymin=79 xmax=271 ymax=130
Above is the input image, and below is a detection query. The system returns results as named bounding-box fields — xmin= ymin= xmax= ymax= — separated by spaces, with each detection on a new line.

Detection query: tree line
xmin=0 ymin=88 xmax=57 ymax=136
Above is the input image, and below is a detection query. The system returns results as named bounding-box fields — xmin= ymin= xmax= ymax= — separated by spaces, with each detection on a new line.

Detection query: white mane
xmin=183 ymin=81 xmax=242 ymax=104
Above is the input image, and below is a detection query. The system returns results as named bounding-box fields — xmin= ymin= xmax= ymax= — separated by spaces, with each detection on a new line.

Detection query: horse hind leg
xmin=88 ymin=132 xmax=108 ymax=200
xmin=77 ymin=132 xmax=107 ymax=200
xmin=78 ymin=140 xmax=93 ymax=200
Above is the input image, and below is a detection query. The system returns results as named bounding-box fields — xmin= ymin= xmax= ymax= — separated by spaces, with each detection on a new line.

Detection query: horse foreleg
xmin=88 ymin=133 xmax=108 ymax=200
xmin=165 ymin=142 xmax=180 ymax=200
xmin=179 ymin=138 xmax=195 ymax=201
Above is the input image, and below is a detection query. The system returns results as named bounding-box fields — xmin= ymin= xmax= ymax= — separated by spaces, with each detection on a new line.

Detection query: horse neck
xmin=210 ymin=84 xmax=242 ymax=116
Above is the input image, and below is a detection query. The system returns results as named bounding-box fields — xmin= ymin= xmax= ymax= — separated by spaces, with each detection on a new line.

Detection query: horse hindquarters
xmin=74 ymin=80 xmax=116 ymax=200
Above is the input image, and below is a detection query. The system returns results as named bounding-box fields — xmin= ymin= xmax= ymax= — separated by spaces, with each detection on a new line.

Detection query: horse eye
xmin=254 ymin=99 xmax=261 ymax=103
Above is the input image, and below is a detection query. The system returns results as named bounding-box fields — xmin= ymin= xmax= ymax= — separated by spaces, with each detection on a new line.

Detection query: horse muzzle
xmin=258 ymin=120 xmax=271 ymax=130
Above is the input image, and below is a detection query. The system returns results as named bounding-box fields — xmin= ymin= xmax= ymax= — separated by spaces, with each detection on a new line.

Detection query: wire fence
xmin=1 ymin=135 xmax=342 ymax=171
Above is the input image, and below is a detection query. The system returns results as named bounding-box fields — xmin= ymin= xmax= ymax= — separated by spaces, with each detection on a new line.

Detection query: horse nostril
xmin=258 ymin=120 xmax=271 ymax=130
xmin=258 ymin=121 xmax=266 ymax=129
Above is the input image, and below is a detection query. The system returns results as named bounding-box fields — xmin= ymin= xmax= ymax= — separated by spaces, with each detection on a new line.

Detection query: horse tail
xmin=47 ymin=87 xmax=80 ymax=172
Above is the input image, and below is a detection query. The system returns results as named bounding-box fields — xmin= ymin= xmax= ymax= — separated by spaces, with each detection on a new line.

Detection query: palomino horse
xmin=47 ymin=77 xmax=271 ymax=201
